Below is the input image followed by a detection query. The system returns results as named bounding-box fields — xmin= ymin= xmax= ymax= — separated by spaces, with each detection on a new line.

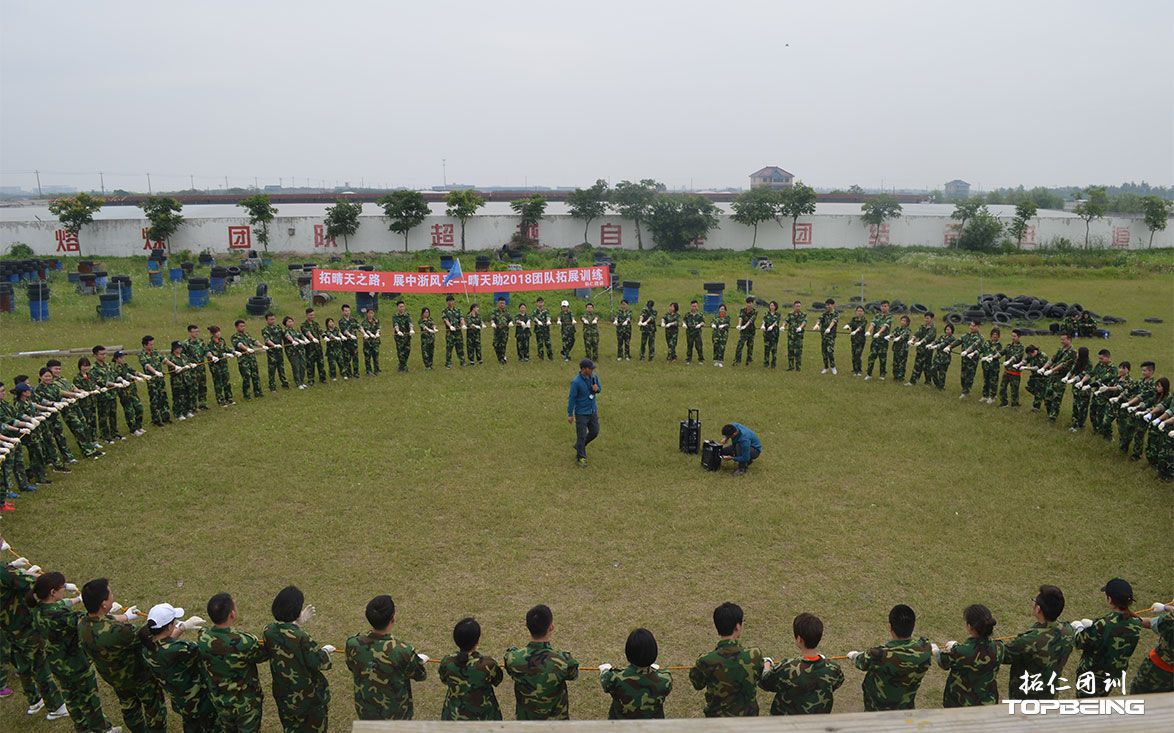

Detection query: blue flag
xmin=443 ymin=257 xmax=463 ymax=286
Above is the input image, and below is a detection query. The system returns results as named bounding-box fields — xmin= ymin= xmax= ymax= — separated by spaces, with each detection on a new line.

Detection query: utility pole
xmin=189 ymin=174 xmax=195 ymax=190
xmin=99 ymin=172 xmax=105 ymax=195
xmin=35 ymin=170 xmax=42 ymax=197
xmin=254 ymin=176 xmax=259 ymax=190
xmin=224 ymin=175 xmax=229 ymax=190
xmin=442 ymin=158 xmax=447 ymax=188
xmin=147 ymin=172 xmax=152 ymax=194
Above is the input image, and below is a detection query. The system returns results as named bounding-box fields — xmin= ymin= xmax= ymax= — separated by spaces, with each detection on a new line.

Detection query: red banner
xmin=311 ymin=266 xmax=609 ymax=293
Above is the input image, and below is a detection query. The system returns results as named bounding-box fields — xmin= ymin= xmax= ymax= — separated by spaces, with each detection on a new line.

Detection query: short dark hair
xmin=964 ymin=604 xmax=997 ymax=638
xmin=537 ymin=297 xmax=545 ymax=303
xmin=713 ymin=602 xmax=743 ymax=636
xmin=234 ymin=319 xmax=245 ymax=327
xmin=926 ymin=311 xmax=935 ymax=318
xmin=793 ymin=612 xmax=823 ymax=648
xmin=271 ymin=585 xmax=304 ymax=623
xmin=446 ymin=295 xmax=455 ymax=302
xmin=453 ymin=617 xmax=481 ymax=653
xmin=899 ymin=315 xmax=910 ymax=324
xmin=721 ymin=424 xmax=736 ymax=438
xmin=46 ymin=358 xmax=61 ymax=368
xmin=526 ymin=604 xmax=553 ymax=637
xmin=1011 ymin=329 xmax=1021 ymax=336
xmin=208 ymin=325 xmax=220 ymax=334
xmin=1035 ymin=585 xmax=1065 ymax=621
xmin=92 ymin=345 xmax=104 ymax=354
xmin=207 ymin=593 xmax=235 ymax=625
xmin=1026 ymin=344 xmax=1038 ymax=353
xmin=990 ymin=327 xmax=1000 ymax=336
xmin=1098 ymin=349 xmax=1110 ymax=357
xmin=365 ymin=595 xmax=395 ymax=630
xmin=265 ymin=311 xmax=275 ymax=318
xmin=77 ymin=356 xmax=90 ymax=368
xmin=397 ymin=300 xmax=405 ymax=306
xmin=38 ymin=366 xmax=51 ymax=377
xmin=81 ymin=578 xmax=109 ymax=613
xmin=1141 ymin=361 xmax=1155 ymax=369
xmin=793 ymin=300 xmax=802 ymax=305
xmin=889 ymin=604 xmax=916 ymax=638
xmin=187 ymin=324 xmax=198 ymax=331
xmin=690 ymin=299 xmax=698 ymax=305
xmin=625 ymin=628 xmax=658 ymax=667
xmin=142 ymin=335 xmax=154 ymax=345
xmin=342 ymin=303 xmax=351 ymax=310
xmin=825 ymin=298 xmax=835 ymax=306
xmin=1119 ymin=360 xmax=1132 ymax=370
xmin=880 ymin=299 xmax=889 ymax=306
xmin=645 ymin=300 xmax=653 ymax=308
xmin=745 ymin=296 xmax=754 ymax=304
xmin=305 ymin=307 xmax=314 ymax=314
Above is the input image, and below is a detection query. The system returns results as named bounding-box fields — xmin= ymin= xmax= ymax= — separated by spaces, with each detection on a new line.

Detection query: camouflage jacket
xmin=261 ymin=323 xmax=286 ymax=348
xmin=1002 ymin=621 xmax=1075 ymax=700
xmin=344 ymin=631 xmax=427 ymax=720
xmin=503 ymin=640 xmax=580 ymax=720
xmin=513 ymin=312 xmax=531 ymax=333
xmin=466 ymin=314 xmax=484 ymax=334
xmin=890 ymin=325 xmax=912 ymax=349
xmin=937 ymin=637 xmax=1005 ymax=707
xmin=491 ymin=308 xmax=512 ymax=330
xmin=439 ymin=650 xmax=503 ymax=721
xmin=684 ymin=312 xmax=706 ymax=332
xmin=758 ymin=655 xmax=843 ymax=715
xmin=442 ymin=307 xmax=465 ymax=334
xmin=340 ymin=314 xmax=361 ymax=337
xmin=558 ymin=311 xmax=577 ymax=332
xmin=197 ymin=625 xmax=271 ymax=716
xmin=301 ymin=319 xmax=324 ymax=341
xmin=263 ymin=621 xmax=331 ymax=716
xmin=959 ymin=331 xmax=984 ymax=355
xmin=870 ymin=313 xmax=893 ymax=338
xmin=761 ymin=312 xmax=781 ymax=336
xmin=1002 ymin=342 xmax=1026 ymax=369
xmin=32 ymin=600 xmax=91 ymax=678
xmin=1047 ymin=345 xmax=1075 ymax=376
xmin=1074 ymin=610 xmax=1142 ymax=677
xmin=183 ymin=336 xmax=206 ymax=364
xmin=231 ymin=331 xmax=260 ymax=357
xmin=711 ymin=314 xmax=730 ymax=336
xmin=848 ymin=316 xmax=868 ymax=342
xmin=1088 ymin=361 xmax=1116 ymax=391
xmin=1146 ymin=613 xmax=1173 ymax=669
xmin=145 ymin=636 xmax=214 ymax=718
xmin=392 ymin=313 xmax=413 ymax=338
xmin=0 ymin=566 xmax=37 ymax=638
xmin=853 ymin=637 xmax=932 ymax=711
xmin=981 ymin=340 xmax=1004 ymax=359
xmin=419 ymin=318 xmax=437 ymax=341
xmin=600 ymin=663 xmax=673 ymax=719
xmin=91 ymin=359 xmax=120 ymax=392
xmin=78 ymin=614 xmax=155 ymax=693
xmin=913 ymin=323 xmax=936 ymax=349
xmin=532 ymin=307 xmax=553 ymax=332
xmin=362 ymin=316 xmax=381 ymax=343
xmin=736 ymin=308 xmax=757 ymax=334
xmin=139 ymin=348 xmax=168 ymax=376
xmin=639 ymin=307 xmax=658 ymax=332
xmin=784 ymin=311 xmax=807 ymax=335
xmin=614 ymin=310 xmax=633 ymax=330
xmin=205 ymin=337 xmax=232 ymax=364
xmin=689 ymin=638 xmax=764 ymax=717
xmin=817 ymin=310 xmax=840 ymax=335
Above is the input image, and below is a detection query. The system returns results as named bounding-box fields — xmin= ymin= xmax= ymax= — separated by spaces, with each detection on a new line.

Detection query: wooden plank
xmin=354 ymin=692 xmax=1169 ymax=732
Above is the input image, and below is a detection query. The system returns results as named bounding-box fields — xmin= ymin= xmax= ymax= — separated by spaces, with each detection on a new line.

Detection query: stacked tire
xmin=246 ymin=283 xmax=271 ymax=316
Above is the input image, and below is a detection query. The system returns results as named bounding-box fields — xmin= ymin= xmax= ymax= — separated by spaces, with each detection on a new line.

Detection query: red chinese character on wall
xmin=600 ymin=223 xmax=622 ymax=247
xmin=943 ymin=223 xmax=961 ymax=245
xmin=793 ymin=222 xmax=813 ymax=245
xmin=313 ymin=224 xmax=337 ymax=248
xmin=431 ymin=223 xmax=455 ymax=247
xmin=54 ymin=229 xmax=79 ymax=253
xmin=1021 ymin=225 xmax=1037 ymax=247
xmin=868 ymin=224 xmax=889 ymax=246
xmin=140 ymin=227 xmax=166 ymax=251
xmin=1112 ymin=227 xmax=1130 ymax=248
xmin=517 ymin=223 xmax=539 ymax=242
xmin=228 ymin=225 xmax=251 ymax=250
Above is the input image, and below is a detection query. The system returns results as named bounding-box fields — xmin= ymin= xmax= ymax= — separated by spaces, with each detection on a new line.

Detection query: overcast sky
xmin=1 ymin=0 xmax=1171 ymax=193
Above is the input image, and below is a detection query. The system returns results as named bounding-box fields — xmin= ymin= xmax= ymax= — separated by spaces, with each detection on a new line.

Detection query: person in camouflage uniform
xmin=13 ymin=384 xmax=54 ymax=484
xmin=165 ymin=341 xmax=195 ymax=418
xmin=198 ymin=592 xmax=271 ymax=732
xmin=323 ymin=318 xmax=347 ymax=380
xmin=183 ymin=325 xmax=210 ymax=410
xmin=846 ymin=306 xmax=868 ymax=376
xmin=849 ymin=604 xmax=932 ymax=711
xmin=558 ymin=301 xmax=577 ymax=362
xmin=1073 ymin=578 xmax=1142 ymax=697
xmin=661 ymin=302 xmax=680 ymax=362
xmin=261 ymin=313 xmax=290 ymax=391
xmin=31 ymin=572 xmax=114 ymax=732
xmin=1130 ymin=603 xmax=1173 ymax=694
xmin=361 ymin=308 xmax=382 ymax=375
xmin=513 ymin=304 xmax=532 ymax=362
xmin=138 ymin=337 xmax=172 ymax=424
xmin=956 ymin=320 xmax=985 ymax=397
xmin=613 ymin=300 xmax=633 ymax=361
xmin=1085 ymin=349 xmax=1116 ymax=437
xmin=442 ymin=295 xmax=467 ymax=368
xmin=676 ymin=300 xmax=703 ymax=365
xmin=339 ymin=303 xmax=362 ymax=378
xmin=264 ymin=586 xmax=333 ymax=733
xmin=1023 ymin=346 xmax=1049 ymax=411
xmin=865 ymin=300 xmax=893 ymax=379
xmin=491 ymin=298 xmax=511 ymax=364
xmin=1068 ymin=347 xmax=1094 ymax=430
xmin=709 ymin=304 xmax=730 ymax=367
xmin=1 ymin=384 xmax=36 ymax=494
xmin=78 ymin=578 xmax=167 ymax=731
xmin=282 ymin=317 xmax=307 ymax=388
xmin=638 ymin=300 xmax=657 ymax=361
xmin=907 ymin=312 xmax=936 ymax=385
xmin=110 ymin=351 xmax=146 ymax=432
xmin=142 ymin=602 xmax=219 ymax=733
xmin=90 ymin=345 xmax=123 ymax=441
xmin=929 ymin=323 xmax=959 ymax=390
xmin=465 ymin=303 xmax=484 ymax=365
xmin=581 ymin=303 xmax=600 ymax=362
xmin=300 ymin=308 xmax=327 ymax=385
xmin=760 ymin=301 xmax=780 ymax=368
xmin=998 ymin=329 xmax=1027 ymax=407
xmin=1119 ymin=361 xmax=1156 ymax=459
xmin=1141 ymin=381 xmax=1172 ymax=479
xmin=935 ymin=604 xmax=1005 ymax=707
xmin=419 ymin=308 xmax=437 ymax=369
xmin=345 ymin=595 xmax=427 ymax=720
xmin=440 ymin=617 xmax=503 ymax=721
xmin=733 ymin=298 xmax=757 ymax=367
xmin=816 ymin=299 xmax=839 ymax=374
xmin=758 ymin=612 xmax=843 ymax=715
xmin=1002 ymin=584 xmax=1076 ymax=700
xmin=504 ymin=604 xmax=579 ymax=720
xmin=1097 ymin=361 xmax=1131 ymax=440
xmin=890 ymin=316 xmax=912 ymax=383
xmin=391 ymin=301 xmax=413 ymax=372
xmin=72 ymin=357 xmax=102 ymax=440
xmin=45 ymin=358 xmax=99 ymax=457
xmin=1042 ymin=332 xmax=1076 ymax=421
xmin=532 ymin=298 xmax=554 ymax=361
xmin=689 ymin=601 xmax=763 ymax=717
xmin=205 ymin=327 xmax=235 ymax=405
xmin=979 ymin=327 xmax=1004 ymax=403
xmin=32 ymin=368 xmax=77 ymax=464
xmin=599 ymin=627 xmax=672 ymax=719
xmin=231 ymin=320 xmax=264 ymax=400
xmin=784 ymin=300 xmax=807 ymax=371
xmin=0 ymin=553 xmax=64 ymax=717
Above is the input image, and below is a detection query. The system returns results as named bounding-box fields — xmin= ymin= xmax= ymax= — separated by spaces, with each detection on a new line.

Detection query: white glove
xmin=847 ymin=651 xmax=861 ymax=661
xmin=842 ymin=324 xmax=850 ymax=331
xmin=111 ymin=601 xmax=124 ymax=614
xmin=945 ymin=640 xmax=957 ymax=652
xmin=9 ymin=557 xmax=29 ymax=568
xmin=417 ymin=653 xmax=429 ymax=664
xmin=651 ymin=663 xmax=660 ymax=670
xmin=0 ymin=539 xmax=8 ymax=552
xmin=1070 ymin=620 xmax=1085 ymax=632
xmin=943 ymin=346 xmax=951 ymax=354
xmin=1151 ymin=602 xmax=1170 ymax=613
xmin=598 ymin=663 xmax=612 ymax=674
xmin=24 ymin=565 xmax=41 ymax=575
xmin=123 ymin=605 xmax=142 ymax=621
xmin=1081 ymin=618 xmax=1093 ymax=628
xmin=824 ymin=327 xmax=831 ymax=334
xmin=321 ymin=644 xmax=337 ymax=654
xmin=295 ymin=604 xmax=316 ymax=626
xmin=67 ymin=595 xmax=85 ymax=606
xmin=1110 ymin=396 xmax=1121 ymax=404
xmin=64 ymin=582 xmax=79 ymax=593
xmin=763 ymin=656 xmax=774 ymax=668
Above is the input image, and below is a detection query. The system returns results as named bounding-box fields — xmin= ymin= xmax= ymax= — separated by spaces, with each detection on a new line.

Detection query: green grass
xmin=0 ymin=251 xmax=1171 ymax=730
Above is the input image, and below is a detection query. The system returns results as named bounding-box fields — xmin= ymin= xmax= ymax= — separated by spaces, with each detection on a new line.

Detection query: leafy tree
xmin=1073 ymin=186 xmax=1108 ymax=248
xmin=444 ymin=189 xmax=486 ymax=251
xmin=1140 ymin=195 xmax=1171 ymax=248
xmin=378 ymin=190 xmax=430 ymax=252
xmin=778 ymin=183 xmax=817 ymax=249
xmin=324 ymin=199 xmax=362 ymax=255
xmin=645 ymin=193 xmax=720 ymax=251
xmin=611 ymin=179 xmax=661 ymax=250
xmin=860 ymin=195 xmax=903 ymax=243
xmin=47 ymin=192 xmax=103 ymax=255
xmin=1008 ymin=200 xmax=1038 ymax=248
xmin=138 ymin=196 xmax=184 ymax=254
xmin=566 ymin=179 xmax=610 ymax=244
xmin=237 ymin=194 xmax=278 ymax=253
xmin=730 ymin=187 xmax=780 ymax=248
xmin=848 ymin=184 xmax=864 ymax=194
xmin=955 ymin=207 xmax=1004 ymax=252
xmin=950 ymin=199 xmax=984 ymax=242
xmin=509 ymin=194 xmax=548 ymax=243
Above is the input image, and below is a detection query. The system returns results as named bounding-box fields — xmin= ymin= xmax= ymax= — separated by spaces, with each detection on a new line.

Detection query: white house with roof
xmin=944 ymin=179 xmax=971 ymax=198
xmin=749 ymin=166 xmax=795 ymax=190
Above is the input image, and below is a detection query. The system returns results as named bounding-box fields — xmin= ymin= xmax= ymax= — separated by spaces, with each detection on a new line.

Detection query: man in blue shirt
xmin=567 ymin=358 xmax=602 ymax=467
xmin=720 ymin=423 xmax=761 ymax=476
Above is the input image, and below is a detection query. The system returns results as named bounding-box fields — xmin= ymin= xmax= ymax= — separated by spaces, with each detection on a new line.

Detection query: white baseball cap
xmin=560 ymin=300 xmax=570 ymax=307
xmin=147 ymin=602 xmax=185 ymax=629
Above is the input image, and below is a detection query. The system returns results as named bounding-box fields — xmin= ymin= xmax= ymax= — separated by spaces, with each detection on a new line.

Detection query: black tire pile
xmin=245 ymin=282 xmax=271 ymax=316
xmin=936 ymin=294 xmax=1126 ymax=335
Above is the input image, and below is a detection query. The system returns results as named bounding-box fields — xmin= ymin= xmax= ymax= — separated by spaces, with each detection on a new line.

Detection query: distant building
xmin=750 ymin=166 xmax=794 ymax=190
xmin=0 ymin=186 xmax=27 ymax=195
xmin=944 ymin=179 xmax=970 ymax=198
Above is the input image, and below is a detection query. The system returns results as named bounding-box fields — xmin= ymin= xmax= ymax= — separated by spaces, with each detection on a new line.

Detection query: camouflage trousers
xmin=850 ymin=338 xmax=865 ymax=374
xmin=616 ymin=328 xmax=631 ymax=359
xmin=266 ymin=350 xmax=289 ymax=390
xmin=23 ymin=431 xmax=50 ymax=481
xmin=1145 ymin=424 xmax=1171 ymax=478
xmin=44 ymin=413 xmax=76 ymax=463
xmin=1070 ymin=389 xmax=1091 ymax=429
xmin=685 ymin=330 xmax=703 ymax=363
xmin=445 ymin=333 xmax=466 ymax=367
xmin=363 ymin=339 xmax=380 ymax=374
xmin=762 ymin=335 xmax=778 ymax=367
xmin=639 ymin=330 xmax=655 ymax=360
xmin=1043 ymin=377 xmax=1066 ymax=420
xmin=999 ymin=372 xmax=1021 ymax=406
xmin=276 ymin=696 xmax=329 ymax=733
xmin=210 ymin=364 xmax=234 ymax=404
xmin=111 ymin=681 xmax=168 ymax=733
xmin=171 ymin=376 xmax=195 ymax=416
xmin=237 ymin=356 xmax=262 ymax=399
xmin=1090 ymin=398 xmax=1113 ymax=439
xmin=535 ymin=330 xmax=553 ymax=360
xmin=584 ymin=332 xmax=599 ymax=361
xmin=515 ymin=331 xmax=530 ymax=360
xmin=909 ymin=348 xmax=931 ymax=384
xmin=820 ymin=335 xmax=836 ymax=369
xmin=4 ymin=629 xmax=64 ymax=710
xmin=77 ymin=396 xmax=98 ymax=442
xmin=712 ymin=333 xmax=727 ymax=362
xmin=304 ymin=345 xmax=326 ymax=384
xmin=734 ymin=332 xmax=754 ymax=364
xmin=891 ymin=346 xmax=909 ymax=381
xmin=1129 ymin=653 xmax=1174 ymax=693
xmin=1027 ymin=375 xmax=1046 ymax=409
xmin=65 ymin=404 xmax=102 ymax=454
xmin=466 ymin=332 xmax=482 ymax=364
xmin=1 ymin=445 xmax=29 ymax=489
xmin=287 ymin=349 xmax=307 ymax=387
xmin=145 ymin=378 xmax=171 ymax=424
xmin=421 ymin=337 xmax=435 ymax=368
xmin=346 ymin=341 xmax=360 ymax=378
xmin=117 ymin=385 xmax=145 ymax=431
xmin=191 ymin=364 xmax=208 ymax=408
xmin=96 ymin=396 xmax=120 ymax=440
xmin=493 ymin=329 xmax=509 ymax=363
xmin=981 ymin=362 xmax=999 ymax=399
xmin=560 ymin=329 xmax=576 ymax=361
xmin=931 ymin=355 xmax=952 ymax=389
xmin=395 ymin=336 xmax=411 ymax=371
xmin=867 ymin=339 xmax=888 ymax=377
xmin=664 ymin=329 xmax=678 ymax=360
xmin=786 ymin=334 xmax=803 ymax=370
xmin=213 ymin=702 xmax=263 ymax=733
xmin=960 ymin=358 xmax=979 ymax=393
xmin=53 ymin=667 xmax=112 ymax=733
xmin=326 ymin=347 xmax=348 ymax=379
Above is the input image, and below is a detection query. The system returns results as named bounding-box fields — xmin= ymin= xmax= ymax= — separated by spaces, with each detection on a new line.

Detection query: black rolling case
xmin=701 ymin=439 xmax=723 ymax=470
xmin=679 ymin=407 xmax=701 ymax=454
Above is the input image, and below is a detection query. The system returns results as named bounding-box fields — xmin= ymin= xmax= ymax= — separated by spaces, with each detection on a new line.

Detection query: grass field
xmin=0 ymin=249 xmax=1172 ymax=730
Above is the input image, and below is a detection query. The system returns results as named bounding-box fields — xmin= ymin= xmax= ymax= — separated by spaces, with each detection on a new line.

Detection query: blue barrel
xmin=7 ymin=272 xmax=18 ymax=284
xmin=621 ymin=281 xmax=640 ymax=304
xmin=95 ymin=271 xmax=109 ymax=290
xmin=573 ymin=288 xmax=591 ymax=299
xmin=439 ymin=254 xmax=454 ymax=271
xmin=169 ymin=267 xmax=183 ymax=282
xmin=27 ymin=283 xmax=49 ymax=321
xmin=355 ymin=291 xmax=378 ymax=313
xmin=148 ymin=271 xmax=163 ymax=287
xmin=188 ymin=288 xmax=209 ymax=308
xmin=97 ymin=293 xmax=121 ymax=319
xmin=146 ymin=259 xmax=162 ymax=273
xmin=112 ymin=277 xmax=133 ymax=303
xmin=67 ymin=272 xmax=80 ymax=284
xmin=493 ymin=291 xmax=510 ymax=306
xmin=210 ymin=276 xmax=226 ymax=294
xmin=703 ymin=292 xmax=722 ymax=314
